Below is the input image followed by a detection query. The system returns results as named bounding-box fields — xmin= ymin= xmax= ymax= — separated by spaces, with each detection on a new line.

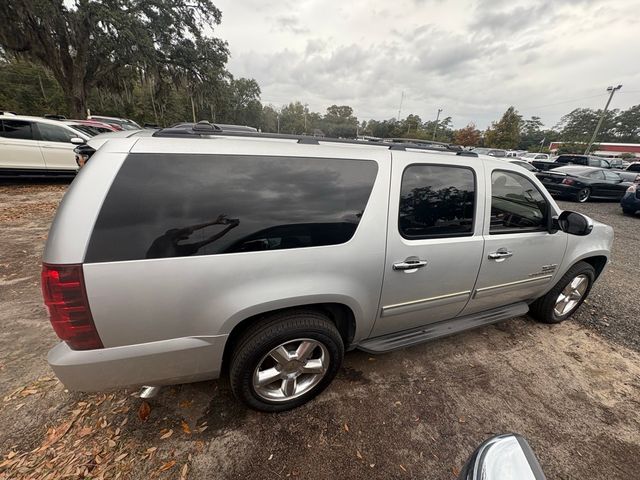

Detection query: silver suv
xmin=42 ymin=129 xmax=613 ymax=411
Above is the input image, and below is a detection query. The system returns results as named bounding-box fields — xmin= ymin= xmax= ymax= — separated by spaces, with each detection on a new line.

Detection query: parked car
xmin=64 ymin=119 xmax=121 ymax=136
xmin=505 ymin=150 xmax=527 ymax=158
xmin=87 ymin=115 xmax=141 ymax=130
xmin=626 ymin=162 xmax=640 ymax=172
xmin=532 ymin=154 xmax=612 ymax=171
xmin=621 ymin=183 xmax=640 ymax=215
xmin=536 ymin=166 xmax=632 ymax=202
xmin=0 ymin=114 xmax=90 ymax=175
xmin=43 ymin=128 xmax=613 ymax=411
xmin=520 ymin=152 xmax=551 ymax=162
xmin=471 ymin=147 xmax=507 ymax=157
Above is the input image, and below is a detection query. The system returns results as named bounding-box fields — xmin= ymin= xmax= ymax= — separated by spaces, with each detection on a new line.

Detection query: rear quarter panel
xmin=81 ymin=141 xmax=391 ymax=348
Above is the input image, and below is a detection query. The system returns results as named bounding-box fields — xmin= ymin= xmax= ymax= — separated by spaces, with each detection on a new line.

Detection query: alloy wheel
xmin=577 ymin=188 xmax=590 ymax=203
xmin=554 ymin=274 xmax=589 ymax=317
xmin=253 ymin=338 xmax=329 ymax=402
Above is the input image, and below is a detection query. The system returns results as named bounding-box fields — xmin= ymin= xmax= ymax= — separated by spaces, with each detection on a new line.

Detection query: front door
xmin=0 ymin=119 xmax=45 ymax=170
xmin=462 ymin=167 xmax=567 ymax=315
xmin=372 ymin=152 xmax=485 ymax=337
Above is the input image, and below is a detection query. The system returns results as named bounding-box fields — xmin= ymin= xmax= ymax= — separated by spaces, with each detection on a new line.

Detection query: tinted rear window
xmin=556 ymin=155 xmax=586 ymax=164
xmin=399 ymin=165 xmax=475 ymax=238
xmin=85 ymin=154 xmax=378 ymax=262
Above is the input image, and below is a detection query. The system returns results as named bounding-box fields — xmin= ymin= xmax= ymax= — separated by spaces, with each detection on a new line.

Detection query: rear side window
xmin=0 ymin=120 xmax=34 ymax=140
xmin=490 ymin=171 xmax=548 ymax=234
xmin=398 ymin=165 xmax=475 ymax=238
xmin=85 ymin=154 xmax=378 ymax=262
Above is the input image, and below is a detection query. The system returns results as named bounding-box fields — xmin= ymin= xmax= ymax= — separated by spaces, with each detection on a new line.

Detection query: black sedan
xmin=536 ymin=166 xmax=633 ymax=203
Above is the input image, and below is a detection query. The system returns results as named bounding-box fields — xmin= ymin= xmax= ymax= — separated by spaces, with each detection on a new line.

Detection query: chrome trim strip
xmin=474 ymin=275 xmax=552 ymax=298
xmin=382 ymin=290 xmax=471 ymax=316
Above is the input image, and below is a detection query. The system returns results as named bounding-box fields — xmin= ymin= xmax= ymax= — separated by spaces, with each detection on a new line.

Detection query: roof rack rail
xmin=457 ymin=151 xmax=478 ymax=157
xmin=152 ymin=121 xmax=463 ymax=154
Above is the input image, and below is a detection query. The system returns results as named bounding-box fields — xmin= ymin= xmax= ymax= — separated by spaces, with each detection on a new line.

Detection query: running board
xmin=358 ymin=302 xmax=529 ymax=353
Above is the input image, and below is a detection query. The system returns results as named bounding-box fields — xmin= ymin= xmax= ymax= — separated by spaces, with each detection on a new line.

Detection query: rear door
xmin=35 ymin=122 xmax=79 ymax=170
xmin=462 ymin=166 xmax=567 ymax=315
xmin=0 ymin=119 xmax=45 ymax=170
xmin=373 ymin=152 xmax=485 ymax=336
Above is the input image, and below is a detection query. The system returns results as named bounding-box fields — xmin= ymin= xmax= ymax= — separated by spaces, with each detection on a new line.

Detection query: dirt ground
xmin=0 ymin=181 xmax=639 ymax=480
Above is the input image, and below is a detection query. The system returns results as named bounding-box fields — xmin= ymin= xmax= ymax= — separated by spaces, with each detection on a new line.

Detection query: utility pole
xmin=432 ymin=108 xmax=443 ymax=141
xmin=397 ymin=91 xmax=405 ymax=119
xmin=584 ymin=84 xmax=622 ymax=154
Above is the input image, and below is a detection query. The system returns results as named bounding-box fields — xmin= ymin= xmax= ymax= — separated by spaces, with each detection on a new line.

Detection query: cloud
xmin=215 ymin=0 xmax=640 ymax=128
xmin=273 ymin=15 xmax=309 ymax=35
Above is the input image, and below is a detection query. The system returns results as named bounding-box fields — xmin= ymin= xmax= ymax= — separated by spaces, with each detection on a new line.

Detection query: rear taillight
xmin=562 ymin=178 xmax=575 ymax=185
xmin=41 ymin=264 xmax=103 ymax=350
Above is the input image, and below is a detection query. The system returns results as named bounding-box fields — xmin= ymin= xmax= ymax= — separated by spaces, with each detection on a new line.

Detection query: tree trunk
xmin=64 ymin=79 xmax=87 ymax=119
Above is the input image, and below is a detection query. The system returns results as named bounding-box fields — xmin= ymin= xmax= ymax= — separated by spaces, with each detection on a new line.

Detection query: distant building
xmin=549 ymin=142 xmax=640 ymax=158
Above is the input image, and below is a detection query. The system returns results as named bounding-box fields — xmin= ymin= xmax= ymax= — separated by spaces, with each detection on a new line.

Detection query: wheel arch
xmin=579 ymin=255 xmax=608 ymax=280
xmin=221 ymin=302 xmax=356 ymax=373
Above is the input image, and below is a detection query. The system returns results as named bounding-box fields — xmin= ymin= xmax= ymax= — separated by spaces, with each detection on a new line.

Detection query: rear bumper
xmin=48 ymin=335 xmax=227 ymax=391
xmin=540 ymin=182 xmax=578 ymax=197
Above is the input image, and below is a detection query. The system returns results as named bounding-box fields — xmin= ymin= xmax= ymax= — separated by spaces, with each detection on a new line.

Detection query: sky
xmin=212 ymin=0 xmax=639 ymax=129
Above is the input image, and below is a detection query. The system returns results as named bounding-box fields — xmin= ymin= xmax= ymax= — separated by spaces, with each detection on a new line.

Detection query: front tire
xmin=575 ymin=187 xmax=591 ymax=203
xmin=229 ymin=310 xmax=344 ymax=412
xmin=529 ymin=261 xmax=595 ymax=324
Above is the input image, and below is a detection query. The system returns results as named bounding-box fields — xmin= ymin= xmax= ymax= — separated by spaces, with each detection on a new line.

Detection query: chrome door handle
xmin=393 ymin=259 xmax=428 ymax=271
xmin=488 ymin=249 xmax=513 ymax=260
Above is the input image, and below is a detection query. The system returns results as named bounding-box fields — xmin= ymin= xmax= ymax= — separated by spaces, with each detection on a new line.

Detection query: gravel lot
xmin=0 ymin=181 xmax=639 ymax=479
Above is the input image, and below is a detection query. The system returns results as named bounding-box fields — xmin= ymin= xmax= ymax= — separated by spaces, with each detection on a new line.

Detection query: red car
xmin=64 ymin=119 xmax=122 ymax=136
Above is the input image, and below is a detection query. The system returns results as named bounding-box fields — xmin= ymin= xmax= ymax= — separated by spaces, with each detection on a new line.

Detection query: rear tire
xmin=229 ymin=310 xmax=344 ymax=412
xmin=575 ymin=187 xmax=591 ymax=203
xmin=622 ymin=207 xmax=636 ymax=215
xmin=529 ymin=261 xmax=595 ymax=324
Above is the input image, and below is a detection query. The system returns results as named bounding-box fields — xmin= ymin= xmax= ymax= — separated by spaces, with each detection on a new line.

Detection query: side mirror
xmin=556 ymin=211 xmax=593 ymax=236
xmin=70 ymin=137 xmax=85 ymax=145
xmin=458 ymin=434 xmax=546 ymax=480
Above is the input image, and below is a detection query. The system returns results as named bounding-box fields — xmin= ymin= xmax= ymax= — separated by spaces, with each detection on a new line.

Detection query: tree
xmin=453 ymin=123 xmax=481 ymax=146
xmin=615 ymin=105 xmax=640 ymax=142
xmin=556 ymin=108 xmax=617 ymax=143
xmin=485 ymin=107 xmax=522 ymax=149
xmin=323 ymin=105 xmax=358 ymax=138
xmin=0 ymin=0 xmax=229 ymax=118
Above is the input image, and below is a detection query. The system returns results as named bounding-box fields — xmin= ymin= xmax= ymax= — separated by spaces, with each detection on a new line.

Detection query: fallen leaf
xmin=180 ymin=463 xmax=189 ymax=479
xmin=399 ymin=464 xmax=407 ymax=472
xmin=160 ymin=429 xmax=173 ymax=439
xmin=452 ymin=466 xmax=461 ymax=476
xmin=181 ymin=421 xmax=191 ymax=434
xmin=159 ymin=460 xmax=176 ymax=472
xmin=115 ymin=452 xmax=128 ymax=462
xmin=146 ymin=447 xmax=158 ymax=454
xmin=138 ymin=401 xmax=151 ymax=422
xmin=78 ymin=427 xmax=93 ymax=437
xmin=7 ymin=451 xmax=16 ymax=460
xmin=458 ymin=417 xmax=466 ymax=423
xmin=356 ymin=450 xmax=363 ymax=459
xmin=268 ymin=454 xmax=273 ymax=461
xmin=343 ymin=423 xmax=350 ymax=432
